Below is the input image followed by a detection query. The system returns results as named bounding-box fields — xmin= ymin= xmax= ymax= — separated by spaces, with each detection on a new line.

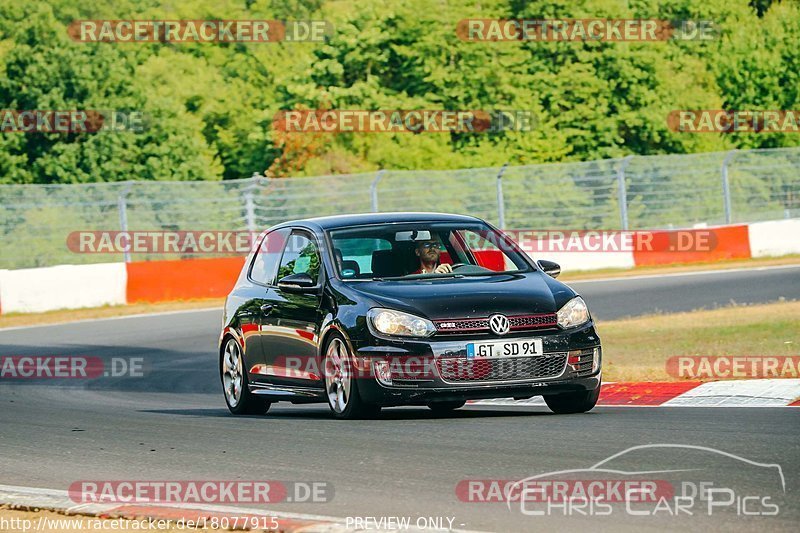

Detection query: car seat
xmin=371 ymin=249 xmax=405 ymax=277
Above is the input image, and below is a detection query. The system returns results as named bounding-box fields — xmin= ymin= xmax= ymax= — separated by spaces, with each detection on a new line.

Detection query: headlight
xmin=367 ymin=308 xmax=436 ymax=338
xmin=557 ymin=297 xmax=590 ymax=329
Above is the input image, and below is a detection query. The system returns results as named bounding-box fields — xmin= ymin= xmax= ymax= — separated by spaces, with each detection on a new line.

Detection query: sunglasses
xmin=417 ymin=242 xmax=442 ymax=250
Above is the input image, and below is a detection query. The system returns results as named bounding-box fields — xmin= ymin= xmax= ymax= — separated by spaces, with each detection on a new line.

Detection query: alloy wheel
xmin=324 ymin=338 xmax=352 ymax=413
xmin=222 ymin=339 xmax=244 ymax=408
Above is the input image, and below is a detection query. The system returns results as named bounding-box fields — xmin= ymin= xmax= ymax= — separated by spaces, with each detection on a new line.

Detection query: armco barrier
xmin=125 ymin=257 xmax=245 ymax=303
xmin=0 ymin=221 xmax=796 ymax=314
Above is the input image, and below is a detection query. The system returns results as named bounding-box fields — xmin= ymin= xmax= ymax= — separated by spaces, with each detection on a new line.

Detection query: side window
xmin=335 ymin=237 xmax=391 ymax=277
xmin=459 ymin=230 xmax=516 ymax=272
xmin=276 ymin=232 xmax=321 ymax=283
xmin=249 ymin=228 xmax=290 ymax=285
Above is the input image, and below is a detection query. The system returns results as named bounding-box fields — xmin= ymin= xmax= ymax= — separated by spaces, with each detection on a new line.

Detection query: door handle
xmin=260 ymin=304 xmax=273 ymax=315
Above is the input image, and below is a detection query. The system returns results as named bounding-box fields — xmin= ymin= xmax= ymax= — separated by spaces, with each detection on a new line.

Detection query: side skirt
xmin=249 ymin=382 xmax=326 ymax=403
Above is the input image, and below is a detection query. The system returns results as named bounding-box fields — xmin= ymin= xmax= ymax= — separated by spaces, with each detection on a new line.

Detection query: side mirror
xmin=277 ymin=272 xmax=316 ymax=292
xmin=537 ymin=260 xmax=561 ymax=279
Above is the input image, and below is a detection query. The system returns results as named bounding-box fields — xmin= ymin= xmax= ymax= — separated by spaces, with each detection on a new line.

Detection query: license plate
xmin=466 ymin=339 xmax=543 ymax=359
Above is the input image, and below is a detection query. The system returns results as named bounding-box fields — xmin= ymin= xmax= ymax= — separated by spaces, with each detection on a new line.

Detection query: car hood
xmin=342 ymin=272 xmax=577 ymax=320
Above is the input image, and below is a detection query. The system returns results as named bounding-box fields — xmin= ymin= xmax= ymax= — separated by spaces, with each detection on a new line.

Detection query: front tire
xmin=221 ymin=337 xmax=270 ymax=415
xmin=544 ymin=385 xmax=600 ymax=414
xmin=323 ymin=334 xmax=380 ymax=420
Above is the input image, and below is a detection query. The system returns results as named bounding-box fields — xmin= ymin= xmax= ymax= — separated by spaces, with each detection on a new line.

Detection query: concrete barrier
xmin=125 ymin=257 xmax=245 ymax=303
xmin=632 ymin=225 xmax=751 ymax=267
xmin=0 ymin=262 xmax=126 ymax=314
xmin=748 ymin=219 xmax=800 ymax=257
xmin=0 ymin=220 xmax=797 ymax=314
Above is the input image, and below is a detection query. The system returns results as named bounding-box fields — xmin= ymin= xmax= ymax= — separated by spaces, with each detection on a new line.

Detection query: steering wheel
xmin=449 ymin=263 xmax=467 ymax=270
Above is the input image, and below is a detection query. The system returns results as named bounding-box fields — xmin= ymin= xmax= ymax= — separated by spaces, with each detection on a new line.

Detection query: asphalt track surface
xmin=1 ymin=265 xmax=798 ymax=531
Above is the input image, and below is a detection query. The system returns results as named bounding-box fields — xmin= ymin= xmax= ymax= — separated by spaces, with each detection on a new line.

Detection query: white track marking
xmin=662 ymin=379 xmax=800 ymax=407
xmin=567 ymin=263 xmax=800 ymax=284
xmin=0 ymin=307 xmax=220 ymax=332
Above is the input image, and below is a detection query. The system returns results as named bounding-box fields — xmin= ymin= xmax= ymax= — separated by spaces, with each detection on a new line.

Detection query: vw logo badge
xmin=489 ymin=314 xmax=510 ymax=335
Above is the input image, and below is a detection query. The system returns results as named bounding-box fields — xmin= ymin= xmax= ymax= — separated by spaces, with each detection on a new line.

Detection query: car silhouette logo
xmin=489 ymin=314 xmax=510 ymax=335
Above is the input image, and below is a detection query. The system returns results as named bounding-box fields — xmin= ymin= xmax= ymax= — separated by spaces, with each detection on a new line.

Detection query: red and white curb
xmin=470 ymin=379 xmax=800 ymax=408
xmin=0 ymin=484 xmax=483 ymax=532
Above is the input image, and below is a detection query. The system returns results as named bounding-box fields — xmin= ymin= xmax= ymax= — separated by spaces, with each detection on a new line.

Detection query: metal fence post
xmin=616 ymin=156 xmax=633 ymax=230
xmin=370 ymin=169 xmax=385 ymax=212
xmin=496 ymin=163 xmax=509 ymax=229
xmin=721 ymin=150 xmax=737 ymax=225
xmin=117 ymin=181 xmax=133 ymax=263
xmin=244 ymin=173 xmax=260 ymax=233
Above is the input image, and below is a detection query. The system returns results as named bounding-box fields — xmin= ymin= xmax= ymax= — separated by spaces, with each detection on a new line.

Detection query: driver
xmin=413 ymin=239 xmax=453 ymax=274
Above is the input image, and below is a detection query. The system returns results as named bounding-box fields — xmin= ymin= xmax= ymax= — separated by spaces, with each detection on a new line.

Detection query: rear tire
xmin=544 ymin=386 xmax=600 ymax=414
xmin=323 ymin=334 xmax=381 ymax=420
xmin=221 ymin=337 xmax=270 ymax=415
xmin=427 ymin=400 xmax=466 ymax=413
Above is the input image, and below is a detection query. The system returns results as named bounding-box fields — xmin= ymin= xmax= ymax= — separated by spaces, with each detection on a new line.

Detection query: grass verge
xmin=600 ymin=300 xmax=800 ymax=382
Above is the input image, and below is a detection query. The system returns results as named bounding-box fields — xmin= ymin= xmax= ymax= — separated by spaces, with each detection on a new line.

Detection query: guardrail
xmin=1 ymin=147 xmax=798 ymax=269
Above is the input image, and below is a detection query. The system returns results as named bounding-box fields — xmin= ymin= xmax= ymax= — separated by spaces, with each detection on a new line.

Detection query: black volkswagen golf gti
xmin=219 ymin=213 xmax=601 ymax=419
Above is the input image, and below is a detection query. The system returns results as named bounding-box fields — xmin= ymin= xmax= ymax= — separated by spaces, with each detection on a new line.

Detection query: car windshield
xmin=328 ymin=221 xmax=532 ymax=280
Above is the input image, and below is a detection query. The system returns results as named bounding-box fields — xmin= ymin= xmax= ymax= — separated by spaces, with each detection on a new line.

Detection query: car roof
xmin=272 ymin=212 xmax=484 ymax=231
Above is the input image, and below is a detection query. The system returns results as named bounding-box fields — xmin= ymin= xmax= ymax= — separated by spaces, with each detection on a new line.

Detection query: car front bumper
xmin=352 ymin=322 xmax=602 ymax=407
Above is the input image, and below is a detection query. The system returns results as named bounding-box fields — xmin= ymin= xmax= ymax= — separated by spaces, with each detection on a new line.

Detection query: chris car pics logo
xmin=501 ymin=444 xmax=784 ymax=517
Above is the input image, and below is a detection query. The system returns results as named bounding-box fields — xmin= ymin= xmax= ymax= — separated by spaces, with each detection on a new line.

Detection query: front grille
xmin=434 ymin=313 xmax=557 ymax=335
xmin=509 ymin=314 xmax=557 ymax=329
xmin=437 ymin=353 xmax=567 ymax=383
xmin=436 ymin=318 xmax=490 ymax=332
